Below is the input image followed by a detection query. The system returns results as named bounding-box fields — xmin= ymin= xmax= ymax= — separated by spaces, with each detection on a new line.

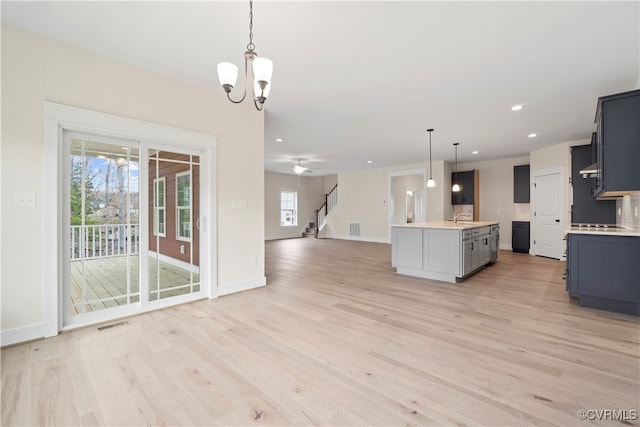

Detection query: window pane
xmin=177 ymin=173 xmax=190 ymax=206
xmin=280 ymin=191 xmax=297 ymax=226
xmin=178 ymin=208 xmax=190 ymax=239
xmin=158 ymin=209 xmax=165 ymax=235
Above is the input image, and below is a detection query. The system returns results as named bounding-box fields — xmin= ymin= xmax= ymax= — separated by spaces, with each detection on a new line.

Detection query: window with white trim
xmin=176 ymin=171 xmax=191 ymax=241
xmin=280 ymin=190 xmax=298 ymax=227
xmin=153 ymin=177 xmax=166 ymax=236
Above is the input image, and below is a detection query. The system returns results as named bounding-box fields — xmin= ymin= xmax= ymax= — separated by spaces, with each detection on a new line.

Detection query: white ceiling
xmin=3 ymin=1 xmax=639 ymax=176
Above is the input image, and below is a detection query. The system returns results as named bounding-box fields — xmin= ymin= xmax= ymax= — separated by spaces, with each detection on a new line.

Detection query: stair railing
xmin=315 ymin=183 xmax=338 ymax=238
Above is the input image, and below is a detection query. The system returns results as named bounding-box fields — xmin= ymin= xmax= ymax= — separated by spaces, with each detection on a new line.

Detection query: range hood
xmin=579 ymin=162 xmax=598 ymax=178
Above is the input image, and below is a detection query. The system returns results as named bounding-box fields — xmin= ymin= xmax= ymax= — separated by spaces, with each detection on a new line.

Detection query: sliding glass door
xmin=64 ymin=132 xmax=205 ymax=326
xmin=147 ymin=149 xmax=201 ymax=303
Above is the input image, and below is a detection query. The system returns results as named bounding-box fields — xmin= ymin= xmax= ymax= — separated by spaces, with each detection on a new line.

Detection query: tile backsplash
xmin=617 ymin=194 xmax=640 ymax=230
xmin=514 ymin=203 xmax=531 ymax=221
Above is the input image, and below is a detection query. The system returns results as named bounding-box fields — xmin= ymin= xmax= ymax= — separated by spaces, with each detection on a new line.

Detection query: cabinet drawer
xmin=463 ymin=229 xmax=475 ymax=240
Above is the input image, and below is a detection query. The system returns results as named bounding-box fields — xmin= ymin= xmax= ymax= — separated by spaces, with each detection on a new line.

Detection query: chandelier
xmin=217 ymin=0 xmax=273 ymax=111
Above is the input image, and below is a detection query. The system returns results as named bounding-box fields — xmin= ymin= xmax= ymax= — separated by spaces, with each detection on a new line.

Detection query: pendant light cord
xmin=428 ymin=129 xmax=433 ymax=180
xmin=247 ymin=0 xmax=255 ymax=51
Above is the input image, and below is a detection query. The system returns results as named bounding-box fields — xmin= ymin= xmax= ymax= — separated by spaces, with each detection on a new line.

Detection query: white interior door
xmin=533 ymin=171 xmax=564 ymax=259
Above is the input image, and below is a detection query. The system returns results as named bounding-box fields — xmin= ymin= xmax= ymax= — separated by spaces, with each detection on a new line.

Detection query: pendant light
xmin=452 ymin=142 xmax=461 ymax=192
xmin=426 ymin=129 xmax=435 ymax=188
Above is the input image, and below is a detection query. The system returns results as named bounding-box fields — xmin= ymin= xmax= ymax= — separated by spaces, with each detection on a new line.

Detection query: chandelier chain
xmin=247 ymin=0 xmax=255 ymax=51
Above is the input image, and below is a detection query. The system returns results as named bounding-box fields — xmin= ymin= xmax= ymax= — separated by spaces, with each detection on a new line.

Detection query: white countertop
xmin=392 ymin=221 xmax=499 ymax=230
xmin=566 ymin=227 xmax=640 ymax=237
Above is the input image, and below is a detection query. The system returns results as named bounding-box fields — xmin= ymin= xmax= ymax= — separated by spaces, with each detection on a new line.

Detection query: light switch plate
xmin=15 ymin=192 xmax=36 ymax=206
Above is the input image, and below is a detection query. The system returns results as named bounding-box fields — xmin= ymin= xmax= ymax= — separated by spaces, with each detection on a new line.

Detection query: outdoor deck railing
xmin=70 ymin=224 xmax=140 ymax=260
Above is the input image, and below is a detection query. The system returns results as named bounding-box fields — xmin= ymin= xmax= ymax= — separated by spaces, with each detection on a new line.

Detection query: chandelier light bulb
xmin=217 ymin=62 xmax=238 ymax=90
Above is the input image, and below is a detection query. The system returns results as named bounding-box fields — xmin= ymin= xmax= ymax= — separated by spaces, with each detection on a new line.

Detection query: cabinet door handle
xmin=555 ymin=219 xmax=560 ymax=223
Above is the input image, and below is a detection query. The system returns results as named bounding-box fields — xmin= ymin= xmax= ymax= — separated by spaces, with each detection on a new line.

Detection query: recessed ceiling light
xmin=511 ymin=104 xmax=524 ymax=111
xmin=275 ymin=138 xmax=284 ymax=142
xmin=528 ymin=133 xmax=537 ymax=138
xmin=472 ymin=151 xmax=479 ymax=154
xmin=367 ymin=160 xmax=373 ymax=164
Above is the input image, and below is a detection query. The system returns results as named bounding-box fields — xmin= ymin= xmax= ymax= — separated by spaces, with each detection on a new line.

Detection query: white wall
xmin=264 ymin=172 xmax=325 ymax=240
xmin=1 ymin=26 xmax=265 ymax=341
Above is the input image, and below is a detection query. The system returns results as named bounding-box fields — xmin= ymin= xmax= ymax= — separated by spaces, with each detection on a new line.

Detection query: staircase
xmin=313 ymin=183 xmax=338 ymax=238
xmin=301 ymin=222 xmax=318 ymax=238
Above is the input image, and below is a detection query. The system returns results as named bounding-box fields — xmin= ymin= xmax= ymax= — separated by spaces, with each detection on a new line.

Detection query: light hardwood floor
xmin=2 ymin=238 xmax=639 ymax=426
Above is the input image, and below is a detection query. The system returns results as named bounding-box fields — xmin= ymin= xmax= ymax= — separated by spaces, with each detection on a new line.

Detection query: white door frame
xmin=44 ymin=102 xmax=217 ymax=336
xmin=531 ymin=166 xmax=566 ymax=259
xmin=388 ymin=169 xmax=427 ymax=231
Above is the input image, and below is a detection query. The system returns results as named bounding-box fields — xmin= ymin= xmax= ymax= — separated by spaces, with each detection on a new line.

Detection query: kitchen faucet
xmin=453 ymin=213 xmax=471 ymax=223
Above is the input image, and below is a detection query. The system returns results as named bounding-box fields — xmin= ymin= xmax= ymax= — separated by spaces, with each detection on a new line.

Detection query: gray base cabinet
xmin=392 ymin=224 xmax=496 ymax=283
xmin=567 ymin=233 xmax=640 ymax=315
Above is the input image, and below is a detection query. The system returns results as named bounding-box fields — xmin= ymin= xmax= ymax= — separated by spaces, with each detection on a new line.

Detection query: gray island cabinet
xmin=391 ymin=221 xmax=499 ymax=283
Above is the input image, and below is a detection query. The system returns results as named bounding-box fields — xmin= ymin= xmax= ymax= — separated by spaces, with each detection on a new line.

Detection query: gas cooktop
xmin=570 ymin=223 xmax=619 ymax=229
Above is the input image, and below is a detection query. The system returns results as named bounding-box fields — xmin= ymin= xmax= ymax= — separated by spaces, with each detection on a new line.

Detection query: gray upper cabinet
xmin=451 ymin=170 xmax=476 ymax=205
xmin=594 ymin=89 xmax=640 ymax=198
xmin=571 ymin=144 xmax=615 ymax=224
xmin=513 ymin=164 xmax=530 ymax=203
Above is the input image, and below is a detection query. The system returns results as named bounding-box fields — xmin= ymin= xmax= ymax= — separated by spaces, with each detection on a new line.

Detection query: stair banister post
xmin=324 ymin=194 xmax=328 ymax=215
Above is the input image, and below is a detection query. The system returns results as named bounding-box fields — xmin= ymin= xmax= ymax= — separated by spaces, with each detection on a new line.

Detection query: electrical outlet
xmin=15 ymin=192 xmax=36 ymax=207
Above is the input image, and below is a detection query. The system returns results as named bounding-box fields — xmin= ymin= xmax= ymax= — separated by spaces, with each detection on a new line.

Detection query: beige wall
xmin=1 ymin=26 xmax=265 ymax=339
xmin=322 ymin=174 xmax=338 ymax=194
xmin=391 ymin=174 xmax=425 ymax=224
xmin=457 ymin=156 xmax=530 ymax=249
xmin=264 ymin=172 xmax=326 ymax=240
xmin=322 ymin=160 xmax=451 ymax=242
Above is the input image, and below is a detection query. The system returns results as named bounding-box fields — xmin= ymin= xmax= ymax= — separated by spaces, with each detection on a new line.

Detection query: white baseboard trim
xmin=1 ymin=323 xmax=45 ymax=347
xmin=216 ymin=276 xmax=266 ymax=297
xmin=322 ymin=234 xmax=390 ymax=244
xmin=149 ymin=251 xmax=200 ymax=273
xmin=500 ymin=244 xmax=512 ymax=251
xmin=265 ymin=234 xmax=303 ymax=241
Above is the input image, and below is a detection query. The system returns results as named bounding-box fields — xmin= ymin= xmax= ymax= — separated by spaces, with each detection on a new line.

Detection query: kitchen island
xmin=391 ymin=221 xmax=500 ymax=283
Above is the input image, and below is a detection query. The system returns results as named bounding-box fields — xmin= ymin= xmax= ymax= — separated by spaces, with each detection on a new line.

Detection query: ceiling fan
xmin=293 ymin=159 xmax=316 ymax=175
